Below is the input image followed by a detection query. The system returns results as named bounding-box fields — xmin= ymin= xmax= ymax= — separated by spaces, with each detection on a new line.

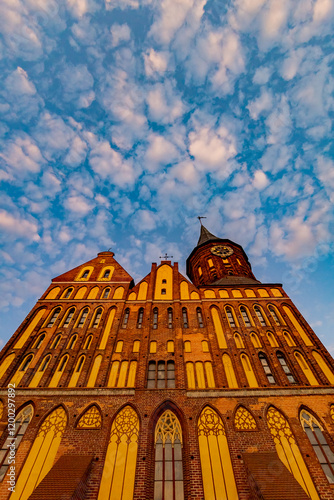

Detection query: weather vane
xmin=197 ymin=216 xmax=207 ymax=225
xmin=159 ymin=253 xmax=173 ymax=261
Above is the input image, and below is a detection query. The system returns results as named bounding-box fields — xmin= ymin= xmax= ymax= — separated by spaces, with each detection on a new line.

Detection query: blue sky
xmin=0 ymin=0 xmax=333 ymax=352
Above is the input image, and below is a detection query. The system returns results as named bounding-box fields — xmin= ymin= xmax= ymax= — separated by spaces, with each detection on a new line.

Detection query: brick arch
xmin=233 ymin=404 xmax=258 ymax=431
xmin=75 ymin=403 xmax=103 ymax=429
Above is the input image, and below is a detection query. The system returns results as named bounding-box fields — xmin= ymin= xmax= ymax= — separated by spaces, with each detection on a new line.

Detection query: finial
xmin=197 ymin=216 xmax=207 ymax=225
xmin=159 ymin=253 xmax=173 ymax=261
xmin=108 ymin=247 xmax=112 ymax=252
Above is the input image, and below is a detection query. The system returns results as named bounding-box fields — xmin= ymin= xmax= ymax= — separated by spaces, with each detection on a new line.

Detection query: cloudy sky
xmin=0 ymin=0 xmax=333 ymax=352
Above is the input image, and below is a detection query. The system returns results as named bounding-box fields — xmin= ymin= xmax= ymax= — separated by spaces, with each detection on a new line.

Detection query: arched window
xmin=29 ymin=354 xmax=52 ymax=387
xmin=198 ymin=407 xmax=238 ymax=499
xmin=167 ymin=340 xmax=174 ymax=353
xmin=117 ymin=360 xmax=128 ymax=387
xmin=240 ymin=306 xmax=251 ymax=327
xmin=182 ymin=308 xmax=188 ymax=328
xmin=122 ymin=308 xmax=130 ymax=328
xmin=254 ymin=306 xmax=266 ymax=326
xmin=240 ymin=353 xmax=258 ymax=387
xmin=92 ymin=308 xmax=102 ymax=328
xmin=97 ymin=406 xmax=139 ymax=500
xmin=102 ymin=287 xmax=110 ymax=299
xmin=225 ymin=306 xmax=236 ymax=327
xmin=133 ymin=340 xmax=140 ymax=352
xmin=20 ymin=354 xmax=33 ymax=372
xmin=46 ymin=307 xmax=61 ymax=328
xmin=33 ymin=333 xmax=45 ymax=349
xmin=84 ymin=335 xmax=93 ymax=349
xmin=283 ymin=330 xmax=296 ymax=347
xmin=266 ymin=331 xmax=278 ymax=347
xmin=267 ymin=406 xmax=320 ymax=498
xmin=77 ymin=308 xmax=89 ymax=328
xmin=268 ymin=305 xmax=281 ymax=325
xmin=82 ymin=270 xmax=89 ymax=279
xmin=137 ymin=308 xmax=144 ymax=328
xmin=51 ymin=334 xmax=61 ymax=349
xmin=277 ymin=352 xmax=296 ymax=384
xmin=49 ymin=355 xmax=69 ymax=387
xmin=10 ymin=353 xmax=34 ymax=386
xmin=300 ymin=410 xmax=334 ymax=483
xmin=294 ymin=351 xmax=319 ymax=385
xmin=234 ymin=332 xmax=244 ymax=349
xmin=153 ymin=307 xmax=158 ymax=329
xmin=67 ymin=335 xmax=77 ymax=349
xmin=63 ymin=287 xmax=73 ymax=299
xmin=0 ymin=405 xmax=34 ymax=481
xmin=222 ymin=353 xmax=238 ymax=388
xmin=202 ymin=340 xmax=209 ymax=352
xmin=184 ymin=341 xmax=191 ymax=353
xmin=103 ymin=269 xmax=110 ymax=279
xmin=259 ymin=353 xmax=276 ymax=384
xmin=62 ymin=307 xmax=75 ymax=328
xmin=40 ymin=354 xmax=51 ymax=372
xmin=167 ymin=307 xmax=173 ymax=329
xmin=154 ymin=410 xmax=183 ymax=500
xmin=250 ymin=332 xmax=261 ymax=348
xmin=115 ymin=340 xmax=123 ymax=353
xmin=196 ymin=307 xmax=204 ymax=328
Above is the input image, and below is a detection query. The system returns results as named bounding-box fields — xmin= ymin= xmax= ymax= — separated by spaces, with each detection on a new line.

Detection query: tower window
xmin=64 ymin=288 xmax=73 ymax=299
xmin=81 ymin=270 xmax=89 ymax=279
xmin=161 ymin=288 xmax=166 ymax=295
xmin=167 ymin=308 xmax=173 ymax=329
xmin=84 ymin=335 xmax=93 ymax=349
xmin=51 ymin=334 xmax=61 ymax=349
xmin=197 ymin=307 xmax=204 ymax=328
xmin=40 ymin=354 xmax=51 ymax=372
xmin=225 ymin=307 xmax=236 ymax=327
xmin=182 ymin=308 xmax=188 ymax=329
xmin=20 ymin=355 xmax=33 ymax=372
xmin=34 ymin=333 xmax=45 ymax=349
xmin=77 ymin=308 xmax=89 ymax=328
xmin=259 ymin=353 xmax=276 ymax=384
xmin=162 ymin=279 xmax=166 ymax=284
xmin=268 ymin=306 xmax=281 ymax=325
xmin=102 ymin=288 xmax=110 ymax=299
xmin=103 ymin=270 xmax=110 ymax=279
xmin=240 ymin=306 xmax=251 ymax=327
xmin=153 ymin=308 xmax=158 ymax=329
xmin=63 ymin=308 xmax=75 ymax=328
xmin=68 ymin=335 xmax=77 ymax=349
xmin=122 ymin=308 xmax=130 ymax=328
xmin=92 ymin=308 xmax=102 ymax=328
xmin=254 ymin=306 xmax=266 ymax=326
xmin=46 ymin=307 xmax=61 ymax=328
xmin=137 ymin=308 xmax=144 ymax=328
xmin=277 ymin=353 xmax=296 ymax=384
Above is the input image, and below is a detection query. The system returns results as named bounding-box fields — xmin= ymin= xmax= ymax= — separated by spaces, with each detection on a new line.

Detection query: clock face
xmin=210 ymin=245 xmax=234 ymax=258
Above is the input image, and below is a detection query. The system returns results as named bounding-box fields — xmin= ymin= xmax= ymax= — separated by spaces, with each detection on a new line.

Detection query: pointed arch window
xmin=49 ymin=355 xmax=69 ymax=387
xmin=46 ymin=307 xmax=61 ymax=328
xmin=137 ymin=308 xmax=144 ymax=328
xmin=34 ymin=333 xmax=45 ymax=349
xmin=268 ymin=305 xmax=281 ymax=325
xmin=283 ymin=330 xmax=296 ymax=347
xmin=182 ymin=307 xmax=188 ymax=328
xmin=29 ymin=353 xmax=52 ymax=387
xmin=197 ymin=307 xmax=204 ymax=328
xmin=51 ymin=334 xmax=61 ymax=349
xmin=0 ymin=405 xmax=34 ymax=481
xmin=250 ymin=332 xmax=261 ymax=348
xmin=77 ymin=308 xmax=89 ymax=328
xmin=259 ymin=353 xmax=276 ymax=384
xmin=20 ymin=354 xmax=33 ymax=372
xmin=277 ymin=352 xmax=296 ymax=384
xmin=67 ymin=335 xmax=77 ymax=349
xmin=240 ymin=306 xmax=251 ymax=327
xmin=254 ymin=306 xmax=266 ymax=326
xmin=102 ymin=287 xmax=110 ymax=299
xmin=84 ymin=335 xmax=93 ymax=349
xmin=122 ymin=308 xmax=130 ymax=328
xmin=153 ymin=307 xmax=158 ymax=329
xmin=267 ymin=331 xmax=278 ymax=347
xmin=154 ymin=410 xmax=183 ymax=500
xmin=92 ymin=308 xmax=102 ymax=328
xmin=63 ymin=287 xmax=73 ymax=299
xmin=62 ymin=307 xmax=75 ymax=328
xmin=167 ymin=308 xmax=173 ymax=329
xmin=40 ymin=354 xmax=51 ymax=372
xmin=225 ymin=306 xmax=236 ymax=327
xmin=300 ymin=410 xmax=334 ymax=483
xmin=82 ymin=270 xmax=89 ymax=279
xmin=234 ymin=332 xmax=244 ymax=349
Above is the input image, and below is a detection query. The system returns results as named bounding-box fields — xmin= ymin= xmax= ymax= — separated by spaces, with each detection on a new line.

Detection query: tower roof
xmin=197 ymin=224 xmax=219 ymax=246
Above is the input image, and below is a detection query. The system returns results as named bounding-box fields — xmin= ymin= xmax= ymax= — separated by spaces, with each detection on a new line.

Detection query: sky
xmin=0 ymin=0 xmax=333 ymax=353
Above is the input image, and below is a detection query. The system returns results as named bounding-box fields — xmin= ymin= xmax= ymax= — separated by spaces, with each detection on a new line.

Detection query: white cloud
xmin=110 ymin=23 xmax=131 ymax=47
xmin=89 ymin=140 xmax=137 ymax=186
xmin=188 ymin=124 xmax=237 ymax=171
xmin=316 ymin=156 xmax=334 ymax=202
xmin=253 ymin=170 xmax=269 ymax=190
xmin=261 ymin=0 xmax=289 ymax=41
xmin=0 ymin=134 xmax=44 ymax=176
xmin=131 ymin=209 xmax=157 ymax=232
xmin=253 ymin=66 xmax=272 ymax=84
xmin=247 ymin=89 xmax=273 ymax=119
xmin=313 ymin=0 xmax=333 ymax=22
xmin=146 ymin=81 xmax=184 ymax=124
xmin=58 ymin=63 xmax=95 ymax=108
xmin=64 ymin=195 xmax=94 ymax=215
xmin=0 ymin=210 xmax=40 ymax=241
xmin=144 ymin=48 xmax=169 ymax=76
xmin=145 ymin=134 xmax=178 ymax=172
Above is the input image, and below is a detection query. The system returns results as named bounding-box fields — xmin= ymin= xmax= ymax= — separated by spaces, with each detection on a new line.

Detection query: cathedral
xmin=0 ymin=224 xmax=333 ymax=500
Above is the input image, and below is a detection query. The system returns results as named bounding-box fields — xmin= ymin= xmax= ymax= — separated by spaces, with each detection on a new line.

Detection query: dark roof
xmin=211 ymin=276 xmax=260 ymax=285
xmin=197 ymin=224 xmax=219 ymax=246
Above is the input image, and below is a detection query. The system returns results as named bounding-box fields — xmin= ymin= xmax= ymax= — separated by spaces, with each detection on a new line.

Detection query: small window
xmin=102 ymin=288 xmax=110 ymax=299
xmin=268 ymin=306 xmax=281 ymax=325
xmin=46 ymin=307 xmax=61 ymax=328
xmin=161 ymin=288 xmax=166 ymax=295
xmin=167 ymin=340 xmax=174 ymax=353
xmin=182 ymin=308 xmax=188 ymax=328
xmin=77 ymin=308 xmax=89 ymax=328
xmin=20 ymin=355 xmax=33 ymax=372
xmin=34 ymin=333 xmax=45 ymax=349
xmin=240 ymin=306 xmax=251 ymax=327
xmin=64 ymin=288 xmax=73 ymax=299
xmin=133 ymin=340 xmax=140 ymax=352
xmin=40 ymin=354 xmax=51 ymax=372
xmin=162 ymin=279 xmax=167 ymax=284
xmin=150 ymin=341 xmax=157 ymax=353
xmin=84 ymin=335 xmax=93 ymax=349
xmin=82 ymin=270 xmax=89 ymax=279
xmin=122 ymin=308 xmax=130 ymax=328
xmin=63 ymin=308 xmax=75 ymax=328
xmin=225 ymin=307 xmax=236 ymax=327
xmin=202 ymin=340 xmax=209 ymax=352
xmin=115 ymin=341 xmax=123 ymax=353
xmin=254 ymin=306 xmax=266 ymax=326
xmin=153 ymin=308 xmax=158 ymax=329
xmin=167 ymin=308 xmax=173 ymax=329
xmin=259 ymin=353 xmax=276 ymax=384
xmin=58 ymin=355 xmax=68 ymax=371
xmin=184 ymin=341 xmax=191 ymax=353
xmin=197 ymin=307 xmax=204 ymax=328
xmin=103 ymin=270 xmax=110 ymax=279
xmin=137 ymin=308 xmax=144 ymax=328
xmin=68 ymin=335 xmax=77 ymax=349
xmin=147 ymin=360 xmax=175 ymax=389
xmin=277 ymin=352 xmax=296 ymax=384
xmin=76 ymin=355 xmax=85 ymax=372
xmin=51 ymin=334 xmax=61 ymax=349
xmin=92 ymin=308 xmax=102 ymax=328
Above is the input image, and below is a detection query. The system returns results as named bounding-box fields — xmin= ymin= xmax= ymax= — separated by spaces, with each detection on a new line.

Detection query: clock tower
xmin=186 ymin=223 xmax=259 ymax=287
